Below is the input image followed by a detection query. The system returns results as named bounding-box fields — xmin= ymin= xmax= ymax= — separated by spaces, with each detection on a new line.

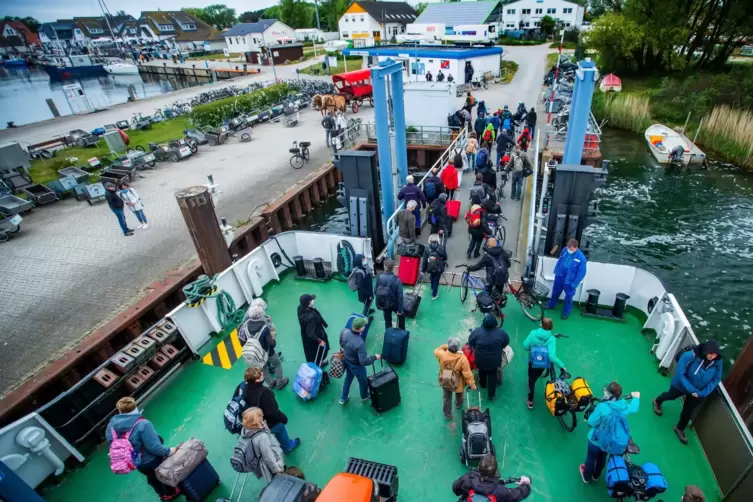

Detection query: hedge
xmin=189 ymin=83 xmax=293 ymax=128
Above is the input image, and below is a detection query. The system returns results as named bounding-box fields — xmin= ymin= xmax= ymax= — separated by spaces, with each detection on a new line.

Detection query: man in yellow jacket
xmin=435 ymin=338 xmax=477 ymax=421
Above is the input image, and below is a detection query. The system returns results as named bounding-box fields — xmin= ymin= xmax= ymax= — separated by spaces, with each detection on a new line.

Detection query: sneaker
xmin=361 ymin=396 xmax=370 ymax=402
xmin=277 ymin=351 xmax=283 ymax=360
xmin=125 ymin=231 xmax=134 ymax=236
xmin=284 ymin=438 xmax=301 ymax=453
xmin=674 ymin=426 xmax=688 ymax=445
xmin=561 ymin=314 xmax=569 ymax=320
xmin=276 ymin=377 xmax=290 ymax=390
xmin=432 ymin=295 xmax=438 ymax=300
xmin=137 ymin=224 xmax=143 ymax=230
xmin=339 ymin=398 xmax=349 ymax=405
xmin=652 ymin=399 xmax=663 ymax=416
xmin=527 ymin=400 xmax=534 ymax=410
xmin=142 ymin=223 xmax=149 ymax=229
xmin=579 ymin=465 xmax=590 ymax=484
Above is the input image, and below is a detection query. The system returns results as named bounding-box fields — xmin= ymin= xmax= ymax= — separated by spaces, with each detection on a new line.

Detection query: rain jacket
xmin=440 ymin=164 xmax=459 ymax=190
xmin=297 ymin=303 xmax=329 ymax=363
xmin=671 ymin=341 xmax=723 ymax=397
xmin=469 ymin=315 xmax=510 ymax=371
xmin=240 ymin=380 xmax=288 ymax=428
xmin=422 ymin=174 xmax=445 ymax=201
xmin=474 ymin=117 xmax=487 ymax=137
xmin=522 ymin=327 xmax=566 ymax=370
xmin=397 ymin=183 xmax=427 ymax=208
xmin=553 ymin=248 xmax=587 ymax=287
xmin=482 ymin=123 xmax=496 ymax=143
xmin=434 ymin=344 xmax=475 ymax=393
xmin=352 ymin=254 xmax=373 ymax=302
xmin=452 ymin=471 xmax=531 ymax=502
xmin=587 ymin=398 xmax=640 ymax=450
xmin=105 ymin=411 xmax=170 ymax=466
xmin=239 ymin=427 xmax=284 ymax=483
xmin=497 ymin=131 xmax=516 ymax=152
xmin=476 ymin=147 xmax=489 ymax=170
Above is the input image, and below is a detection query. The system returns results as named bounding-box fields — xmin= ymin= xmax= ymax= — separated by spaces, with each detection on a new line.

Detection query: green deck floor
xmin=42 ymin=277 xmax=721 ymax=501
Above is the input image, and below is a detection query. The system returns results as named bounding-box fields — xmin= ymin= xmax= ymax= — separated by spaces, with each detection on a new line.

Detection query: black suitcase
xmin=257 ymin=473 xmax=308 ymax=502
xmin=403 ymin=282 xmax=422 ymax=318
xmin=368 ymin=360 xmax=401 ymax=413
xmin=178 ymin=458 xmax=220 ymax=502
xmin=381 ymin=327 xmax=410 ymax=364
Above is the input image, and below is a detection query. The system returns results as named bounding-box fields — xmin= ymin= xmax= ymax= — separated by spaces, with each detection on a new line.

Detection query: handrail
xmin=523 ymin=129 xmax=541 ymax=277
xmin=377 ymin=124 xmax=469 ymax=261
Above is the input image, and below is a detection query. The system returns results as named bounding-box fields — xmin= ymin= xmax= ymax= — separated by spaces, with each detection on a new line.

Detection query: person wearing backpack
xmin=469 ymin=315 xmax=510 ymax=401
xmin=466 ymin=131 xmax=479 ymax=172
xmin=429 ymin=193 xmax=449 ymax=236
xmin=435 ymin=337 xmax=476 ymax=420
xmin=467 ymin=238 xmax=511 ymax=299
xmin=545 ymin=239 xmax=587 ymax=320
xmin=106 ymin=397 xmax=179 ymax=500
xmin=652 ymin=340 xmax=722 ymax=445
xmin=350 ymin=253 xmax=374 ymax=316
xmin=422 ymin=233 xmax=448 ymax=299
xmin=522 ymin=317 xmax=568 ymax=409
xmin=469 ymin=174 xmax=492 ymax=206
xmin=525 ymin=107 xmax=537 ymax=140
xmin=235 ymin=407 xmax=284 ymax=483
xmin=580 ymin=382 xmax=640 ymax=484
xmin=297 ymin=294 xmax=330 ymax=365
xmin=375 ymin=259 xmax=405 ymax=330
xmin=321 ymin=111 xmax=335 ymax=147
xmin=475 ymin=146 xmax=490 ymax=175
xmin=241 ymin=367 xmax=301 ymax=453
xmin=423 ymin=167 xmax=445 ymax=204
xmin=239 ymin=305 xmax=287 ymax=389
xmin=506 ymin=149 xmax=526 ymax=201
xmin=517 ymin=127 xmax=532 ymax=152
xmin=496 ymin=129 xmax=515 ymax=168
xmin=465 ymin=203 xmax=491 ymax=260
xmin=482 ymin=123 xmax=496 ymax=148
xmin=339 ymin=317 xmax=381 ymax=404
xmin=440 ymin=160 xmax=460 ymax=200
xmin=452 ymin=454 xmax=532 ymax=501
xmin=478 ymin=160 xmax=497 ymax=191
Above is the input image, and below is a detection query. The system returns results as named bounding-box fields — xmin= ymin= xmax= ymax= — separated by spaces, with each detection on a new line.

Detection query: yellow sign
xmin=202 ymin=329 xmax=243 ymax=370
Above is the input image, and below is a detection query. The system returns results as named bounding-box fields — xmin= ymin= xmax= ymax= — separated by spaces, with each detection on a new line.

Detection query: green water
xmin=587 ymin=128 xmax=753 ymax=364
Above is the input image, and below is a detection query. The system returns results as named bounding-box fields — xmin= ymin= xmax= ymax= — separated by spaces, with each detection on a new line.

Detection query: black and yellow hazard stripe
xmin=202 ymin=329 xmax=243 ymax=370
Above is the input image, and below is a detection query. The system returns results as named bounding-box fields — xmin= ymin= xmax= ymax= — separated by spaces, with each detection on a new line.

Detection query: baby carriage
xmin=282 ymin=105 xmax=300 ymax=127
xmin=460 ymin=390 xmax=495 ymax=467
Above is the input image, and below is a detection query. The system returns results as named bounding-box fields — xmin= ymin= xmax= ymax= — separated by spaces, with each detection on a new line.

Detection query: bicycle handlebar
xmin=455 ymin=264 xmax=468 ymax=268
xmin=553 ymin=333 xmax=569 ymax=338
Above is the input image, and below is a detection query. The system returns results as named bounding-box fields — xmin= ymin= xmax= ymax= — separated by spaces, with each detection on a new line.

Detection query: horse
xmin=311 ymin=94 xmax=323 ymax=111
xmin=332 ymin=95 xmax=347 ymax=113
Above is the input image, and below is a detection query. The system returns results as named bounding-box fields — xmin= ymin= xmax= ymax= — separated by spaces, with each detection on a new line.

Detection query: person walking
xmin=526 ymin=107 xmax=537 ymax=140
xmin=466 ymin=131 xmax=479 ymax=172
xmin=579 ymin=382 xmax=640 ymax=484
xmin=482 ymin=122 xmax=496 ymax=149
xmin=465 ymin=203 xmax=492 ymax=259
xmin=321 ymin=111 xmax=335 ymax=147
xmin=652 ymin=340 xmax=722 ymax=444
xmin=517 ymin=127 xmax=532 ymax=152
xmin=545 ymin=239 xmax=587 ymax=320
xmin=396 ymin=200 xmax=418 ymax=244
xmin=297 ymin=294 xmax=329 ymax=365
xmin=453 ymin=454 xmax=531 ymax=501
xmin=506 ymin=149 xmax=525 ymax=201
xmin=478 ymin=158 xmax=497 ymax=192
xmin=335 ymin=111 xmax=348 ymax=139
xmin=397 ymin=175 xmax=427 ymax=235
xmin=105 ymin=182 xmax=134 ymax=236
xmin=237 ymin=408 xmax=285 ymax=483
xmin=429 ymin=193 xmax=450 ymax=237
xmin=118 ymin=182 xmax=148 ymax=229
xmin=339 ymin=318 xmax=381 ymax=404
xmin=496 ymin=129 xmax=515 ymax=168
xmin=423 ymin=167 xmax=445 ymax=204
xmin=239 ymin=305 xmax=287 ymax=389
xmin=440 ymin=159 xmax=460 ymax=200
xmin=475 ymin=145 xmax=490 ymax=175
xmin=351 ymin=253 xmax=374 ymax=316
xmin=469 ymin=315 xmax=510 ymax=401
xmin=241 ymin=367 xmax=300 ymax=453
xmin=375 ymin=259 xmax=405 ymax=330
xmin=435 ymin=337 xmax=476 ymax=420
xmin=106 ymin=397 xmax=179 ymax=500
xmin=467 ymin=238 xmax=511 ymax=298
xmin=422 ymin=233 xmax=447 ymax=300
xmin=522 ymin=317 xmax=568 ymax=409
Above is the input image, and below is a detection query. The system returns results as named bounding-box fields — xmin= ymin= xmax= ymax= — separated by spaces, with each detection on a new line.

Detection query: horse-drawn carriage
xmin=332 ymin=68 xmax=374 ymax=113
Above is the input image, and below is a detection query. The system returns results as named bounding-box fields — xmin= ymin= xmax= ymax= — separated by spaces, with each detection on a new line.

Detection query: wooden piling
xmin=175 ymin=186 xmax=231 ymax=276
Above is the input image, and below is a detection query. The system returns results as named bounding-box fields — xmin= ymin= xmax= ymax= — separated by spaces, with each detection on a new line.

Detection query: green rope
xmin=183 ymin=274 xmax=245 ymax=332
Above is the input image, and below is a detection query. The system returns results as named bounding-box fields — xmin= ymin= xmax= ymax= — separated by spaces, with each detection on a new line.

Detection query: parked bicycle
xmin=455 ymin=265 xmax=504 ymax=321
xmin=485 ymin=213 xmax=507 ymax=250
xmin=470 ymin=76 xmax=489 ymax=90
xmin=506 ymin=271 xmax=545 ymax=322
xmin=289 ymin=141 xmax=308 ymax=169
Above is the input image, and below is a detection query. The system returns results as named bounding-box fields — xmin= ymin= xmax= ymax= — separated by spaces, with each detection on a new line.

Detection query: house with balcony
xmin=338 ymin=1 xmax=418 ymax=46
xmin=501 ymin=0 xmax=585 ymax=31
xmin=0 ymin=20 xmax=41 ymax=53
xmin=223 ymin=20 xmax=296 ymax=54
xmin=138 ymin=11 xmax=223 ymax=50
xmin=39 ymin=20 xmax=76 ymax=48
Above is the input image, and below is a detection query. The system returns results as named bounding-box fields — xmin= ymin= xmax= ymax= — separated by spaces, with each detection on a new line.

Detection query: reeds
xmin=594 ymin=93 xmax=652 ymax=132
xmin=697 ymin=105 xmax=753 ymax=168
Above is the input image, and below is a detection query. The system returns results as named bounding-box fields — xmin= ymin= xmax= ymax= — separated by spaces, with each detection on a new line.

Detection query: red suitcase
xmin=446 ymin=199 xmax=461 ymax=221
xmin=397 ymin=256 xmax=420 ymax=285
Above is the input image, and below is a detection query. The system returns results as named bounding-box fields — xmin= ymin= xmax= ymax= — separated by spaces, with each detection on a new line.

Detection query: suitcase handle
xmin=466 ymin=388 xmax=482 ymax=409
xmin=371 ymin=358 xmax=384 ymax=375
xmin=315 ymin=344 xmax=327 ymax=367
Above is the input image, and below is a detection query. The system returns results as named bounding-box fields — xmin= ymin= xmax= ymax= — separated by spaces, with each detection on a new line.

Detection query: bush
xmin=189 ymin=83 xmax=292 ymax=128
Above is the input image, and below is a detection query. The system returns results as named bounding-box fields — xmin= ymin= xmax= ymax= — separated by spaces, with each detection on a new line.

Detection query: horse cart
xmin=332 ymin=69 xmax=374 ymax=113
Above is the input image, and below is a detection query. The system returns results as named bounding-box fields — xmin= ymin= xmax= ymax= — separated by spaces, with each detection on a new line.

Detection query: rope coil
xmin=183 ymin=275 xmax=245 ymax=332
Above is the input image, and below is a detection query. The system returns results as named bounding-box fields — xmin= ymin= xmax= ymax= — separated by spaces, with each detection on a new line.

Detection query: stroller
xmin=282 ymin=105 xmax=300 ymax=127
xmin=460 ymin=390 xmax=495 ymax=467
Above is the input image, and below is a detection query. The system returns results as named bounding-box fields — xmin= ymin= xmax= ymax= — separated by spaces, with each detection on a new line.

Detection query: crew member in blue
xmin=545 ymin=239 xmax=587 ymax=320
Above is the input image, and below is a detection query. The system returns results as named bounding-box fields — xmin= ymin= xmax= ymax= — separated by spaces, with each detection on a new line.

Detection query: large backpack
xmin=594 ymin=408 xmax=632 ymax=455
xmin=439 ymin=359 xmax=461 ymax=391
xmin=483 ymin=129 xmax=493 ymax=142
xmin=375 ymin=279 xmax=394 ymax=310
xmin=426 ymin=248 xmax=443 ymax=274
xmin=530 ymin=345 xmax=550 ymax=369
xmin=230 ymin=429 xmax=265 ymax=473
xmin=241 ymin=323 xmax=269 ymax=368
xmin=469 ymin=185 xmax=486 ymax=205
xmin=347 ymin=267 xmax=362 ymax=292
xmin=467 ymin=207 xmax=483 ymax=228
xmin=454 ymin=150 xmax=463 ymax=169
xmin=490 ymin=257 xmax=508 ymax=286
xmin=224 ymin=382 xmax=248 ymax=434
xmin=109 ymin=418 xmax=143 ymax=474
xmin=502 ymin=118 xmax=511 ymax=130
xmin=519 ymin=136 xmax=529 ymax=149
xmin=424 ymin=181 xmax=437 ymax=198
xmin=468 ymin=492 xmax=496 ymax=502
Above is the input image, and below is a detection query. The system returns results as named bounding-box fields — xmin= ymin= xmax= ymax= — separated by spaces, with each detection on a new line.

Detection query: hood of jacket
xmin=699 ymin=340 xmax=721 ymax=358
xmin=109 ymin=410 xmax=143 ymax=434
xmin=482 ymin=314 xmax=498 ymax=329
xmin=486 ymin=245 xmax=506 ymax=260
xmin=527 ymin=327 xmax=553 ymax=345
xmin=353 ymin=253 xmax=365 ymax=269
xmin=601 ymin=398 xmax=634 ymax=414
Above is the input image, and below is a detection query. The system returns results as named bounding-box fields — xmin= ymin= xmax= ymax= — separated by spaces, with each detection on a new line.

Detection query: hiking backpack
xmin=224 ymin=382 xmax=248 ymax=434
xmin=594 ymin=408 xmax=632 ymax=455
xmin=468 ymin=492 xmax=497 ymax=502
xmin=467 ymin=208 xmax=483 ymax=228
xmin=347 ymin=267 xmax=362 ymax=292
xmin=454 ymin=151 xmax=463 ymax=168
xmin=375 ymin=280 xmax=394 ymax=310
xmin=502 ymin=118 xmax=511 ymax=130
xmin=469 ymin=185 xmax=486 ymax=205
xmin=529 ymin=345 xmax=550 ymax=369
xmin=424 ymin=181 xmax=437 ymax=198
xmin=439 ymin=360 xmax=460 ymax=391
xmin=230 ymin=430 xmax=265 ymax=473
xmin=109 ymin=418 xmax=143 ymax=474
xmin=426 ymin=248 xmax=443 ymax=274
xmin=483 ymin=129 xmax=492 ymax=142
xmin=241 ymin=322 xmax=269 ymax=368
xmin=490 ymin=257 xmax=508 ymax=286
xmin=520 ymin=136 xmax=529 ymax=149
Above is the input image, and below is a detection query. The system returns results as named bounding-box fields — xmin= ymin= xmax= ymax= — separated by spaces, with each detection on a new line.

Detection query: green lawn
xmin=500 ymin=60 xmax=519 ymax=83
xmin=497 ymin=37 xmax=546 ymax=46
xmin=187 ymin=53 xmax=243 ymax=61
xmin=550 ymin=41 xmax=578 ymax=50
xmin=299 ymin=57 xmax=362 ymax=76
xmin=30 ymin=118 xmax=191 ymax=185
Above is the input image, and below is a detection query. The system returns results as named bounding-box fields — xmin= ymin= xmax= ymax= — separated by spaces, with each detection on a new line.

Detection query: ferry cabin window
xmin=563 ymin=8 xmax=573 ymax=14
xmin=535 ymin=8 xmax=543 ymax=14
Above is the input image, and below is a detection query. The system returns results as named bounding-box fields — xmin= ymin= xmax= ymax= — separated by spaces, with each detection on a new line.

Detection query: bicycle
xmin=506 ymin=274 xmax=544 ymax=322
xmin=455 ymin=265 xmax=504 ymax=321
xmin=289 ymin=141 xmax=307 ymax=169
xmin=539 ymin=337 xmax=581 ymax=431
xmin=485 ymin=213 xmax=507 ymax=250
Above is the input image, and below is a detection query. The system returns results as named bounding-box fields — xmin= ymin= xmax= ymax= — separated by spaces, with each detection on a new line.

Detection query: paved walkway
xmin=0 ymin=44 xmax=549 ymax=398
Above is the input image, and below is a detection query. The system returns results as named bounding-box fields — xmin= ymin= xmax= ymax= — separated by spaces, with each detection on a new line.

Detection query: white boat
xmin=103 ymin=59 xmax=139 ymax=75
xmin=644 ymin=123 xmax=706 ymax=164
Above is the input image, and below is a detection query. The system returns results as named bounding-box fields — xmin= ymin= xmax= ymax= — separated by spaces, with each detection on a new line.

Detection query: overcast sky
xmin=1 ymin=0 xmax=430 ymax=23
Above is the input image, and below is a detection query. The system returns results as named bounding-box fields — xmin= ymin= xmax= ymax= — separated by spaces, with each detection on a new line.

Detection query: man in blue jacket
xmin=339 ymin=317 xmax=381 ymax=405
xmin=580 ymin=382 xmax=640 ymax=484
xmin=652 ymin=340 xmax=722 ymax=444
xmin=545 ymin=239 xmax=587 ymax=320
xmin=375 ymin=259 xmax=405 ymax=330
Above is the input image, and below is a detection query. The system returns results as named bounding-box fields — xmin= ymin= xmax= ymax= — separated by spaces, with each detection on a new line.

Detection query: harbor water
xmin=0 ymin=66 xmax=210 ymax=128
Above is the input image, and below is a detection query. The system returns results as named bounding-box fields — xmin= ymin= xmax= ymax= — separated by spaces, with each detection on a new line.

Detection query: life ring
xmin=336 ymin=240 xmax=356 ymax=276
xmin=655 ymin=312 xmax=676 ymax=360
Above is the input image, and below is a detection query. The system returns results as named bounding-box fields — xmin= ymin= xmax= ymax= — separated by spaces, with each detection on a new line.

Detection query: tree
xmin=320 ymin=0 xmax=347 ymax=31
xmin=181 ymin=8 xmax=212 ymax=25
xmin=280 ymin=0 xmax=314 ymax=29
xmin=414 ymin=2 xmax=429 ymax=15
xmin=264 ymin=6 xmax=281 ymax=20
xmin=239 ymin=11 xmax=262 ymax=23
xmin=586 ymin=12 xmax=643 ymax=72
xmin=203 ymin=4 xmax=238 ymax=29
xmin=539 ymin=15 xmax=556 ymax=35
xmin=115 ymin=10 xmax=128 ymax=17
xmin=3 ymin=16 xmax=41 ymax=32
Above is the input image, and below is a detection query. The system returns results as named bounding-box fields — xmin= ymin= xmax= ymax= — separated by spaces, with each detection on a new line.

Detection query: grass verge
xmin=500 ymin=60 xmax=519 ymax=84
xmin=497 ymin=37 xmax=546 ymax=46
xmin=299 ymin=56 xmax=362 ymax=76
xmin=550 ymin=41 xmax=578 ymax=50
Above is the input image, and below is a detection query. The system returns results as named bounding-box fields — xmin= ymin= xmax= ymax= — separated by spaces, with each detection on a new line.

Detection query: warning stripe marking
xmin=201 ymin=330 xmax=243 ymax=370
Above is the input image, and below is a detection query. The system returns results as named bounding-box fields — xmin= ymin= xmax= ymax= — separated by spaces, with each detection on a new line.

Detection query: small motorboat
xmin=3 ymin=58 xmax=28 ymax=68
xmin=645 ymin=124 xmax=706 ymax=165
xmin=104 ymin=60 xmax=139 ymax=75
xmin=600 ymin=73 xmax=622 ymax=92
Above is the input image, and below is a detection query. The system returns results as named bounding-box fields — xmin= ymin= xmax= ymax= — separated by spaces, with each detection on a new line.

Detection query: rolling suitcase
xmin=257 ymin=473 xmax=308 ymax=502
xmin=402 ymin=282 xmax=422 ymax=318
xmin=397 ymin=256 xmax=420 ymax=285
xmin=178 ymin=458 xmax=220 ymax=502
xmin=368 ymin=360 xmax=401 ymax=413
xmin=446 ymin=199 xmax=461 ymax=220
xmin=293 ymin=345 xmax=326 ymax=401
xmin=345 ymin=312 xmax=371 ymax=340
xmin=382 ymin=327 xmax=410 ymax=364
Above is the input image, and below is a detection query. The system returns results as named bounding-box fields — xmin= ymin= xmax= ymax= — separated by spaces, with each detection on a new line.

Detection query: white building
xmin=501 ymin=0 xmax=585 ymax=30
xmin=294 ymin=28 xmax=339 ymax=43
xmin=223 ymin=20 xmax=296 ymax=54
xmin=339 ymin=1 xmax=418 ymax=47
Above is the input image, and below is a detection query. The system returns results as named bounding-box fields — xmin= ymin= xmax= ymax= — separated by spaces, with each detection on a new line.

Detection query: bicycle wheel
xmin=302 ymin=147 xmax=310 ymax=161
xmin=460 ymin=272 xmax=469 ymax=303
xmin=495 ymin=225 xmax=506 ymax=249
xmin=518 ymin=291 xmax=543 ymax=321
xmin=558 ymin=408 xmax=577 ymax=432
xmin=290 ymin=154 xmax=304 ymax=169
xmin=492 ymin=301 xmax=504 ymax=322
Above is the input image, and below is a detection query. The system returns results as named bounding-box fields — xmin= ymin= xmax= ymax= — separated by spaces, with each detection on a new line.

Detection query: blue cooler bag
xmin=293 ymin=362 xmax=323 ymax=401
xmin=346 ymin=313 xmax=370 ymax=340
xmin=642 ymin=462 xmax=668 ymax=497
xmin=606 ymin=455 xmax=631 ymax=498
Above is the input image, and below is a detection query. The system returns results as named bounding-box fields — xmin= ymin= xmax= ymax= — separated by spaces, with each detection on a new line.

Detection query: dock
xmin=138 ymin=63 xmax=261 ymax=82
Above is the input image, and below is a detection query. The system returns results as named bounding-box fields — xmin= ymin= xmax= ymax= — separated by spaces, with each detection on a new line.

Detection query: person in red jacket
xmin=517 ymin=128 xmax=532 ymax=152
xmin=440 ymin=159 xmax=460 ymax=200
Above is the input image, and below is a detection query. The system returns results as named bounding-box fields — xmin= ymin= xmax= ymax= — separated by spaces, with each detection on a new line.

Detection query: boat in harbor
xmin=644 ymin=123 xmax=706 ymax=164
xmin=41 ymin=54 xmax=107 ymax=81
xmin=599 ymin=73 xmax=622 ymax=92
xmin=2 ymin=58 xmax=29 ymax=68
xmin=103 ymin=59 xmax=139 ymax=76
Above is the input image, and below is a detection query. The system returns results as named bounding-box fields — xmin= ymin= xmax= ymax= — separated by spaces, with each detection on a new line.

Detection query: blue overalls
xmin=546 ymin=248 xmax=587 ymax=318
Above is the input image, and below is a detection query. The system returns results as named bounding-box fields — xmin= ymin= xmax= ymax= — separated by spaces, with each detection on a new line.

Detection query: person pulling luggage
xmin=297 ymin=294 xmax=330 ymax=365
xmin=435 ymin=337 xmax=477 ymax=421
xmin=339 ymin=317 xmax=381 ymax=405
xmin=465 ymin=203 xmax=492 ymax=259
xmin=469 ymin=315 xmax=510 ymax=401
xmin=422 ymin=233 xmax=447 ymax=300
xmin=452 ymin=454 xmax=532 ymax=501
xmin=522 ymin=317 xmax=568 ymax=409
xmin=375 ymin=259 xmax=405 ymax=330
xmin=429 ymin=193 xmax=450 ymax=238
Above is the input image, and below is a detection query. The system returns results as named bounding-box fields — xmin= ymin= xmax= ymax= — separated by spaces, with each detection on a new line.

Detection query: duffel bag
xmin=155 ymin=438 xmax=208 ymax=487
